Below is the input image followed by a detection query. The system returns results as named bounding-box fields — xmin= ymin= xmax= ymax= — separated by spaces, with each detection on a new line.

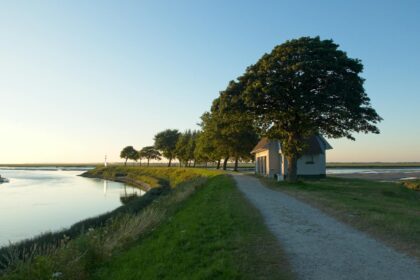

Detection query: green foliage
xmin=139 ymin=146 xmax=161 ymax=166
xmin=197 ymin=89 xmax=258 ymax=170
xmin=237 ymin=37 xmax=382 ymax=180
xmin=194 ymin=130 xmax=218 ymax=165
xmin=120 ymin=146 xmax=138 ymax=166
xmin=175 ymin=130 xmax=198 ymax=167
xmin=196 ymin=112 xmax=227 ymax=167
xmin=154 ymin=129 xmax=180 ymax=167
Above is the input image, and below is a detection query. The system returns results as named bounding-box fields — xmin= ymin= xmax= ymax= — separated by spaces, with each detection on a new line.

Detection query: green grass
xmin=84 ymin=166 xmax=219 ymax=188
xmin=92 ymin=174 xmax=293 ymax=280
xmin=261 ymin=176 xmax=420 ymax=259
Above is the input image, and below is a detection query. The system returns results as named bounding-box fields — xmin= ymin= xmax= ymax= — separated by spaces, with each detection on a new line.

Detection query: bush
xmin=402 ymin=180 xmax=420 ymax=191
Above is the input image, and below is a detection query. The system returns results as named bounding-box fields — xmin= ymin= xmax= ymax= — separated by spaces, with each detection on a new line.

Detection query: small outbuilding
xmin=251 ymin=135 xmax=332 ymax=179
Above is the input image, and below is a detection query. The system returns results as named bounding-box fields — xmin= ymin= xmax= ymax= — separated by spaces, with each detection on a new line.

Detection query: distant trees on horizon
xmin=120 ymin=145 xmax=161 ymax=166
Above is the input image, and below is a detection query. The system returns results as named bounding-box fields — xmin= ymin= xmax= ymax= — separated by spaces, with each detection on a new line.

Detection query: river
xmin=0 ymin=167 xmax=144 ymax=247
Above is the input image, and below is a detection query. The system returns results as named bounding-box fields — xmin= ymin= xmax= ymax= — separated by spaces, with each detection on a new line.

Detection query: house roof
xmin=250 ymin=137 xmax=271 ymax=154
xmin=251 ymin=135 xmax=332 ymax=155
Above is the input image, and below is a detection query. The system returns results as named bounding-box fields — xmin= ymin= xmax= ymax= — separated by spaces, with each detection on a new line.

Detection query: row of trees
xmin=120 ymin=146 xmax=161 ymax=166
xmin=120 ymin=120 xmax=257 ymax=171
xmin=120 ymin=37 xmax=382 ymax=180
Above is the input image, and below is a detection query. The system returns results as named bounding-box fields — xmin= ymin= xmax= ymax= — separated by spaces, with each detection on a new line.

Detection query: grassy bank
xmin=92 ymin=174 xmax=293 ymax=280
xmin=261 ymin=177 xmax=420 ymax=259
xmin=83 ymin=166 xmax=219 ymax=189
xmin=1 ymin=167 xmax=293 ymax=279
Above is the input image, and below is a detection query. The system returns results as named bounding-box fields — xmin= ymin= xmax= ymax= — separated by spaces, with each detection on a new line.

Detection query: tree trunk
xmin=168 ymin=157 xmax=172 ymax=167
xmin=222 ymin=157 xmax=229 ymax=170
xmin=124 ymin=158 xmax=128 ymax=166
xmin=233 ymin=156 xmax=239 ymax=172
xmin=286 ymin=154 xmax=298 ymax=182
xmin=193 ymin=160 xmax=196 ymax=168
xmin=205 ymin=162 xmax=208 ymax=168
xmin=147 ymin=158 xmax=150 ymax=166
xmin=216 ymin=159 xmax=221 ymax=169
xmin=184 ymin=161 xmax=188 ymax=168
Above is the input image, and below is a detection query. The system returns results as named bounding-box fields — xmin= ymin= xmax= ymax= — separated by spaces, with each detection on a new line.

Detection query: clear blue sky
xmin=1 ymin=0 xmax=419 ymax=163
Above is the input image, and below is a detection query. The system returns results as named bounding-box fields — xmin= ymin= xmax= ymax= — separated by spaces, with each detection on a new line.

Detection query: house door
xmin=262 ymin=156 xmax=267 ymax=175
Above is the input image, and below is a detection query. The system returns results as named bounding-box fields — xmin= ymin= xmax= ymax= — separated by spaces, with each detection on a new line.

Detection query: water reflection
xmin=0 ymin=168 xmax=145 ymax=247
xmin=119 ymin=184 xmax=145 ymax=204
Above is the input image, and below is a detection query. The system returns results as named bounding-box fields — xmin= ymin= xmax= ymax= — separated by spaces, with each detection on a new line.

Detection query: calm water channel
xmin=0 ymin=167 xmax=144 ymax=247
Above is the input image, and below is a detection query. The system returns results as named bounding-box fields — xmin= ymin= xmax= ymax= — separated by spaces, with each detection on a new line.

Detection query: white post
xmin=104 ymin=155 xmax=108 ymax=167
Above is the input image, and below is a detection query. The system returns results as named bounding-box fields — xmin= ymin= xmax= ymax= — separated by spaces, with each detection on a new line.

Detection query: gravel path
xmin=232 ymin=174 xmax=420 ymax=280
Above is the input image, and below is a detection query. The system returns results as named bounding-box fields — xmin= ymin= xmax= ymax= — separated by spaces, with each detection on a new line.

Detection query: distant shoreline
xmin=1 ymin=162 xmax=420 ymax=169
xmin=0 ymin=163 xmax=99 ymax=167
xmin=326 ymin=162 xmax=420 ymax=168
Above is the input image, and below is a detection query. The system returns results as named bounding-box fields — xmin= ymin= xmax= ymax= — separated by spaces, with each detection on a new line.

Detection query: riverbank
xmin=1 ymin=167 xmax=293 ymax=279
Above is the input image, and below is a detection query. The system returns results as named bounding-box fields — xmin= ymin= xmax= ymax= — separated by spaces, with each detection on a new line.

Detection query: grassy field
xmin=1 ymin=167 xmax=293 ymax=280
xmin=261 ymin=177 xmax=420 ymax=259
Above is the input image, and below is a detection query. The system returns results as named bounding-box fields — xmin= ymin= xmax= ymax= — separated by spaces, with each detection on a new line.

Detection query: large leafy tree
xmin=239 ymin=36 xmax=382 ymax=181
xmin=139 ymin=146 xmax=161 ymax=166
xmin=120 ymin=146 xmax=138 ymax=166
xmin=194 ymin=130 xmax=219 ymax=167
xmin=214 ymin=82 xmax=259 ymax=171
xmin=198 ymin=111 xmax=230 ymax=169
xmin=154 ymin=129 xmax=180 ymax=167
xmin=175 ymin=130 xmax=198 ymax=167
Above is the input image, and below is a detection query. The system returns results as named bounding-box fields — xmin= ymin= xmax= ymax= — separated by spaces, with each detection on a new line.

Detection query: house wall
xmin=296 ymin=154 xmax=326 ymax=175
xmin=281 ymin=153 xmax=326 ymax=176
xmin=255 ymin=145 xmax=281 ymax=177
xmin=255 ymin=147 xmax=327 ymax=178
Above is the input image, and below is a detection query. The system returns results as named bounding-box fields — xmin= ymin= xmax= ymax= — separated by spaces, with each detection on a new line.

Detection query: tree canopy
xmin=154 ymin=129 xmax=180 ymax=167
xmin=120 ymin=146 xmax=138 ymax=166
xmin=139 ymin=146 xmax=161 ymax=166
xmin=236 ymin=36 xmax=382 ymax=180
xmin=175 ymin=130 xmax=198 ymax=167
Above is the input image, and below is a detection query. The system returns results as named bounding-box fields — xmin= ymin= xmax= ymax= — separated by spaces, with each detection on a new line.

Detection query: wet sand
xmin=329 ymin=171 xmax=420 ymax=181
